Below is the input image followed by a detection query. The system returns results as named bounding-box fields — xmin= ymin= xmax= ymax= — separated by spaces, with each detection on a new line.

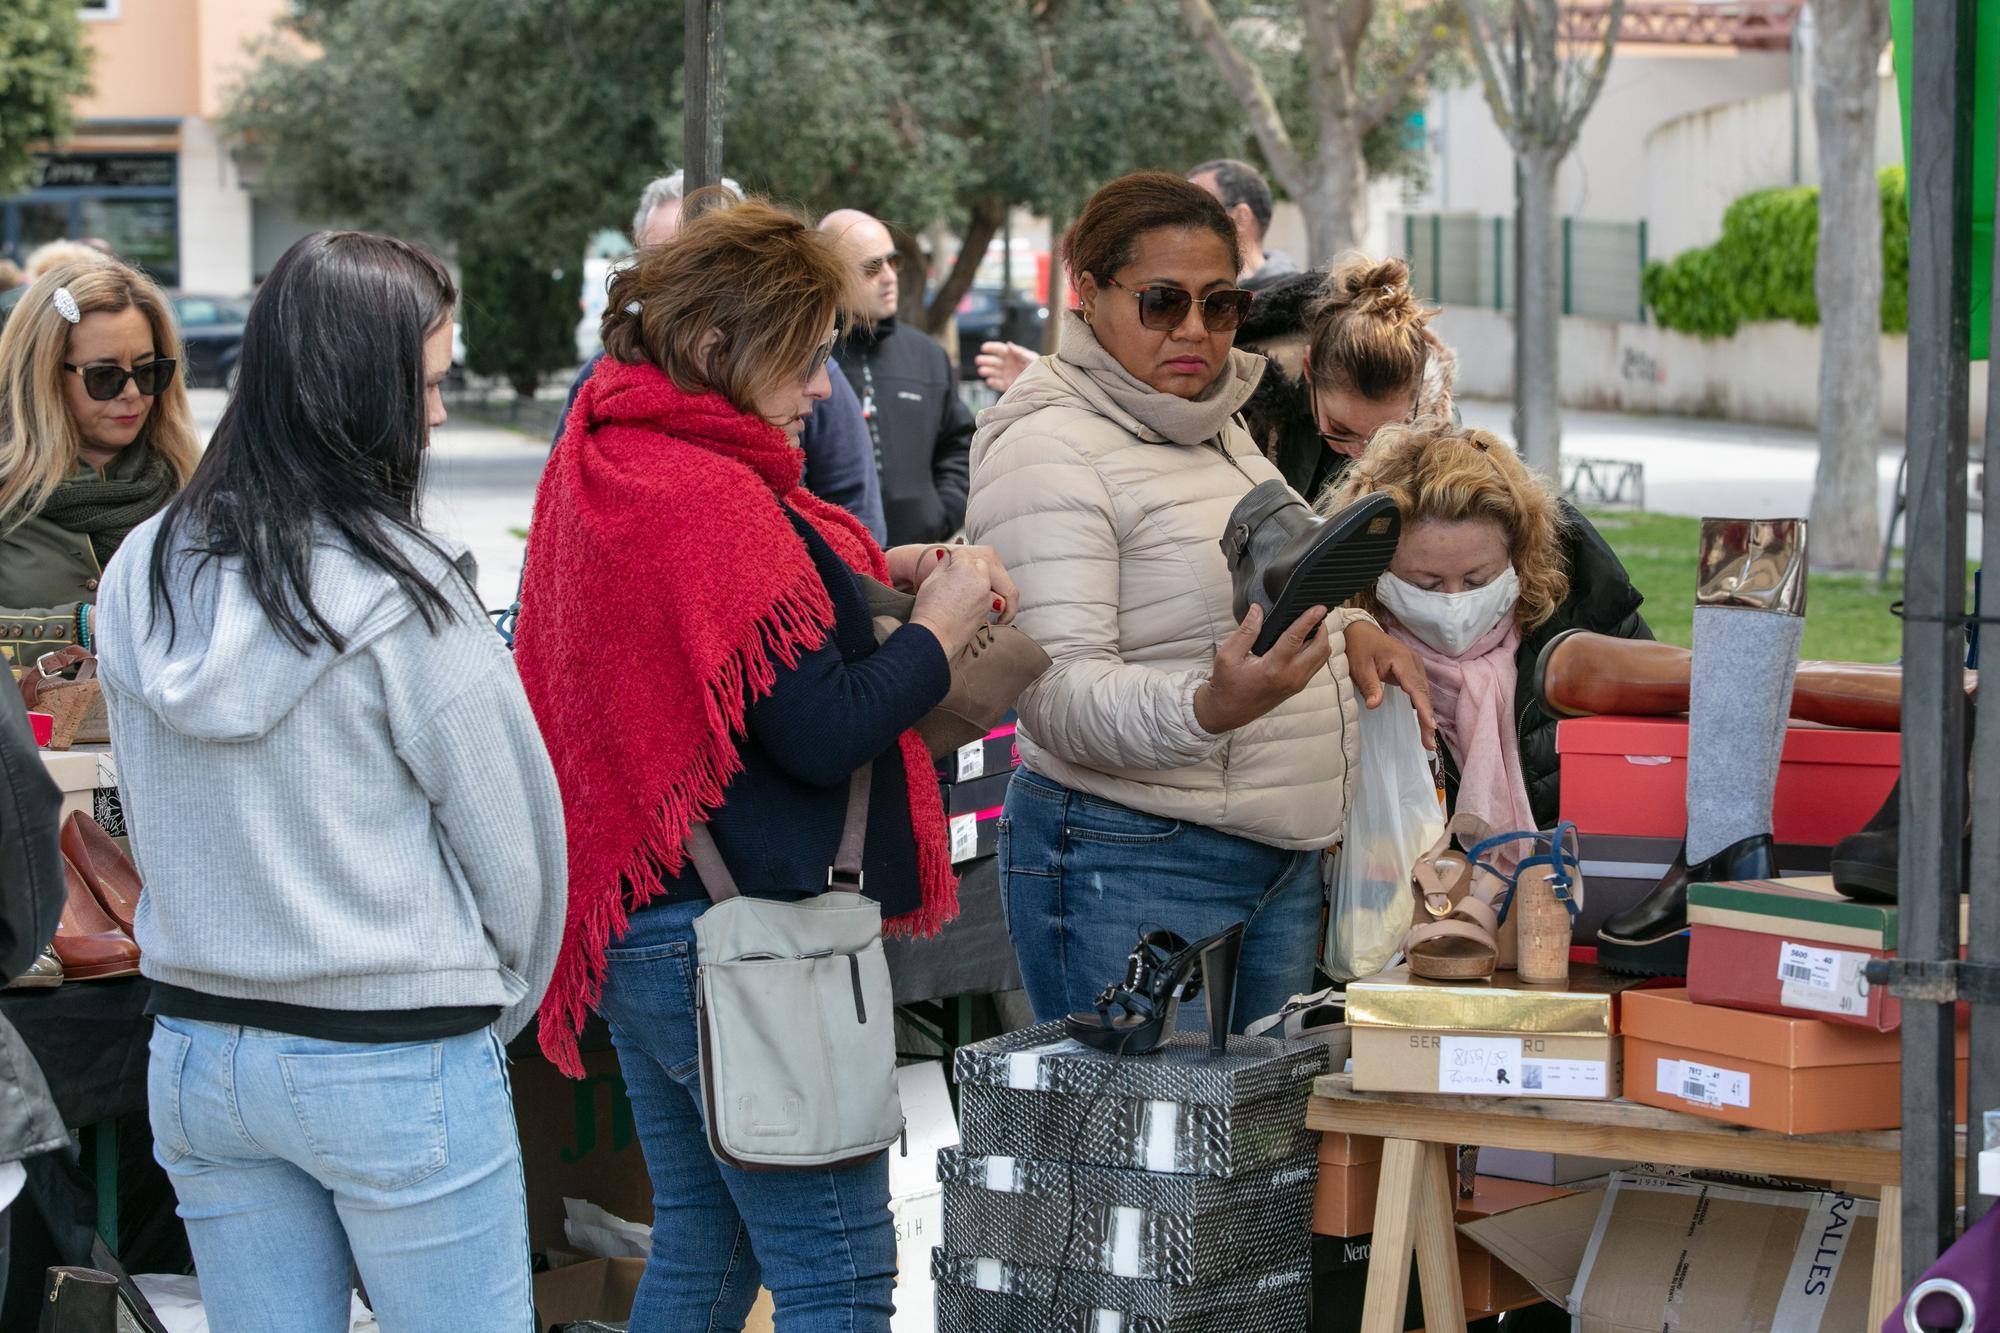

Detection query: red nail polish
xmin=992 ymin=598 xmax=1005 ymax=612
xmin=934 ymin=549 xmax=946 ymax=561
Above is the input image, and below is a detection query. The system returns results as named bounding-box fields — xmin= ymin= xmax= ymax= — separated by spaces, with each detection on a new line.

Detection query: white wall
xmin=176 ymin=115 xmax=253 ymax=293
xmin=1437 ymin=305 xmax=1987 ymax=442
xmin=1417 ymin=49 xmax=1794 ymax=224
xmin=1644 ymin=68 xmax=1906 ymax=260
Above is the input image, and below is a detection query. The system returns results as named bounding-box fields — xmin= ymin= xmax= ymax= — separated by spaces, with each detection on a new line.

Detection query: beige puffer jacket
xmin=966 ymin=315 xmax=1365 ymax=851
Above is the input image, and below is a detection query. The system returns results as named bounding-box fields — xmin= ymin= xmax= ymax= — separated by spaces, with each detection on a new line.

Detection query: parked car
xmin=953 ymin=284 xmax=1047 ymax=379
xmin=170 ymin=294 xmax=250 ymax=388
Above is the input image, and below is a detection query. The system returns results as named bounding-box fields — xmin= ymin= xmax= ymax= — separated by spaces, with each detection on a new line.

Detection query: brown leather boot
xmin=1531 ymin=629 xmax=1959 ymax=732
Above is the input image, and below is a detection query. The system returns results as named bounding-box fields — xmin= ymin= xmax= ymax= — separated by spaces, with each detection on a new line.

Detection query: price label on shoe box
xmin=1776 ymin=941 xmax=1871 ymax=1017
xmin=1658 ymin=1058 xmax=1751 ymax=1110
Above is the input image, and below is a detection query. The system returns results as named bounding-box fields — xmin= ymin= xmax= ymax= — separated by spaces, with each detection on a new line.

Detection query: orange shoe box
xmin=1314 ymin=1133 xmax=1388 ymax=1236
xmin=1623 ymin=988 xmax=1968 ymax=1133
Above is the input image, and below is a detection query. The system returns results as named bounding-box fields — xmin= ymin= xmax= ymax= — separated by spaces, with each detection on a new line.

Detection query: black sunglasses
xmin=860 ymin=252 xmax=904 ymax=278
xmin=805 ymin=336 xmax=836 ymax=381
xmin=1102 ymin=278 xmax=1254 ymax=333
xmin=64 ymin=358 xmax=178 ymax=402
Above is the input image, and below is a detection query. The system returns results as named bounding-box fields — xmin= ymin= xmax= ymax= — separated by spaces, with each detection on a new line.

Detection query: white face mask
xmin=1375 ymin=566 xmax=1521 ymax=657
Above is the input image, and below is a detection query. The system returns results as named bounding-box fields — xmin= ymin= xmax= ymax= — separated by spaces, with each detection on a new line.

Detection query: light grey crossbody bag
xmin=687 ymin=765 xmax=904 ymax=1171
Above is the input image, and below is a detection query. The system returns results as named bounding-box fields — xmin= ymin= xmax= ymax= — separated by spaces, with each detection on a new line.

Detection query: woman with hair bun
xmin=1324 ymin=420 xmax=1649 ymax=828
xmin=1239 ymin=253 xmax=1456 ymax=503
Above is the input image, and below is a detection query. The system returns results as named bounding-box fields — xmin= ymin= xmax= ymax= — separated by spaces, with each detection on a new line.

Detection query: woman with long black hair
xmin=92 ymin=231 xmax=566 ymax=1332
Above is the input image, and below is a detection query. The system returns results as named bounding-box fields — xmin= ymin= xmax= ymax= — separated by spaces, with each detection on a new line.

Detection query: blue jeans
xmin=596 ymin=897 xmax=897 ymax=1333
xmin=147 ymin=1017 xmax=533 ymax=1332
xmin=999 ymin=767 xmax=1325 ymax=1032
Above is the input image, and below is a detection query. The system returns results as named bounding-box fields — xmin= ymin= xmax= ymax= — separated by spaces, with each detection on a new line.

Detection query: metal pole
xmin=684 ymin=0 xmax=724 ymax=193
xmin=1900 ymin=0 xmax=1975 ymax=1276
xmin=1970 ymin=28 xmax=2000 ymax=1225
xmin=1511 ymin=1 xmax=1526 ymax=450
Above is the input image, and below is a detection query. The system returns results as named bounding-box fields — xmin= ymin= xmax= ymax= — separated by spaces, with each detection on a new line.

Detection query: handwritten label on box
xmin=1437 ymin=1036 xmax=1524 ymax=1094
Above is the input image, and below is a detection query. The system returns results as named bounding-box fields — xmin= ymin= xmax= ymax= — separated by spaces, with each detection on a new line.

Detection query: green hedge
xmin=1642 ymin=167 xmax=1908 ymax=339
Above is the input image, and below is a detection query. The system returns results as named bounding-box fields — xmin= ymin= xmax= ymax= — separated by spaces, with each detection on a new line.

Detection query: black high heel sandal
xmin=1064 ymin=922 xmax=1247 ymax=1057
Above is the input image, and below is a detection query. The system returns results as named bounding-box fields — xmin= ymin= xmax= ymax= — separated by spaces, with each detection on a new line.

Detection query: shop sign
xmin=29 ymin=155 xmax=177 ymax=191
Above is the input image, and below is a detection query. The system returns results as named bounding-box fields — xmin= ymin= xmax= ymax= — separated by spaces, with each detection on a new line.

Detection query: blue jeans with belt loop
xmin=595 ymin=896 xmax=899 ymax=1333
xmin=997 ymin=765 xmax=1326 ymax=1032
xmin=147 ymin=1017 xmax=535 ymax=1332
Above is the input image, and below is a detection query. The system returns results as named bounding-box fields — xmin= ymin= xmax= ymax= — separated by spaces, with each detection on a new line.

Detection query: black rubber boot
xmin=1598 ymin=832 xmax=1776 ymax=953
xmin=1220 ymin=485 xmax=1401 ymax=655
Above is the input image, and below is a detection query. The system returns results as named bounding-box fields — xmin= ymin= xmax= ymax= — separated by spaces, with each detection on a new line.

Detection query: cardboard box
xmin=1351 ymin=1026 xmax=1622 ymax=1100
xmin=1689 ymin=924 xmax=1902 ymax=1031
xmin=1313 ymin=1158 xmax=1382 ymax=1237
xmin=1318 ymin=1132 xmax=1384 ymax=1166
xmin=1455 ymin=1177 xmax=1573 ymax=1312
xmin=1464 ymin=1175 xmax=1878 ymax=1333
xmin=1687 ymin=875 xmax=1969 ymax=951
xmin=1345 ymin=964 xmax=1643 ymax=1039
xmin=1623 ymin=988 xmax=1968 ymax=1133
xmin=1556 ymin=716 xmax=1898 ymax=845
xmin=945 ymin=807 xmax=999 ymax=863
xmin=884 ymin=1062 xmax=957 ymax=1333
xmin=511 ymin=1049 xmax=654 ymax=1261
xmin=937 ymin=722 xmax=1021 ymax=784
xmin=1312 ymin=1233 xmax=1423 ymax=1333
xmin=1476 ymin=1149 xmax=1636 ymax=1186
xmin=940 ymin=769 xmax=1012 ymax=817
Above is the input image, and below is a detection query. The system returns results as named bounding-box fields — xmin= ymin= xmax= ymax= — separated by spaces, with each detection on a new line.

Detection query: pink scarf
xmin=1386 ymin=617 xmax=1538 ymax=866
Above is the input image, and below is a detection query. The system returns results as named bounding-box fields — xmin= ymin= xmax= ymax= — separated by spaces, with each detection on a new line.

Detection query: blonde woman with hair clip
xmin=0 ymin=260 xmax=200 ymax=669
xmin=1239 ymin=252 xmax=1458 ymax=503
xmin=1324 ymin=420 xmax=1650 ymax=833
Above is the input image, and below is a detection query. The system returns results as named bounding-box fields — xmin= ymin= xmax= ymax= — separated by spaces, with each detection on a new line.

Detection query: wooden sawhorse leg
xmin=1868 ymin=1185 xmax=1902 ymax=1332
xmin=1361 ymin=1138 xmax=1468 ymax=1333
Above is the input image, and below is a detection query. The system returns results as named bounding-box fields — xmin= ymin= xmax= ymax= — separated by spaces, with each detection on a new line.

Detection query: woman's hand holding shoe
xmin=910 ymin=548 xmax=1009 ymax=656
xmin=1194 ymin=605 xmax=1333 ymax=735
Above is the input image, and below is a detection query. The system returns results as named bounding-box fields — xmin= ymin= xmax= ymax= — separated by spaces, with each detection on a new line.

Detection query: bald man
xmin=820 ymin=210 xmax=975 ymax=545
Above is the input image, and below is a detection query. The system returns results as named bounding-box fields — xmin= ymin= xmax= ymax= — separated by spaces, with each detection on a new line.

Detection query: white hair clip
xmin=624 ymin=300 xmax=642 ymax=315
xmin=52 ymin=288 xmax=81 ymax=324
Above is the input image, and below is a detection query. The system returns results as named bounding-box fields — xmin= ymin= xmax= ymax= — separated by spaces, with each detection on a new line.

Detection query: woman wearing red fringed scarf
xmin=513 ymin=194 xmax=1014 ymax=1332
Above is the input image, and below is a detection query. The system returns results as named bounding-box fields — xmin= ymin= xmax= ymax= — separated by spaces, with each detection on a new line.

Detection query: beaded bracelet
xmin=77 ymin=603 xmax=93 ymax=652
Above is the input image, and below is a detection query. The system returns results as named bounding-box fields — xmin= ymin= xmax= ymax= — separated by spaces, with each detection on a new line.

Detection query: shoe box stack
xmin=933 ymin=1022 xmax=1328 ymax=1330
xmin=938 ymin=713 xmax=1021 ymax=865
xmin=1343 ymin=964 xmax=1636 ymax=1102
xmin=1554 ymin=716 xmax=1899 ymax=948
xmin=1613 ymin=877 xmax=1971 ymax=1132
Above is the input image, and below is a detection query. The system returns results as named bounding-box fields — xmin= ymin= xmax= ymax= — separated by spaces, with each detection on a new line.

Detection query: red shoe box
xmin=1556 ymin=716 xmax=1898 ymax=844
xmin=1688 ymin=924 xmax=1899 ymax=1031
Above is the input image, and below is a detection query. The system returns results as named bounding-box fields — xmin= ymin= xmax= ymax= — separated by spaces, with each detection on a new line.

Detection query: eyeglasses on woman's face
xmin=1100 ymin=278 xmax=1254 ymax=333
xmin=64 ymin=358 xmax=178 ymax=402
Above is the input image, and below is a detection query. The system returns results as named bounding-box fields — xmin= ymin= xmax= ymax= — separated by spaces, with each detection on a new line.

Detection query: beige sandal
xmin=1405 ymin=813 xmax=1510 ymax=980
xmin=18 ymin=647 xmax=106 ymax=751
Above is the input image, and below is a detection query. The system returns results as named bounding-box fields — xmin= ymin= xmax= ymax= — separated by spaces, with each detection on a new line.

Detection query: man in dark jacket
xmin=820 ymin=210 xmax=975 ymax=546
xmin=0 ymin=683 xmax=70 ymax=1296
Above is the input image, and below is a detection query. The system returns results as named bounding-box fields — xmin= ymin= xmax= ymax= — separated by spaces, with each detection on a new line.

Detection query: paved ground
xmin=191 ymin=387 xmax=547 ymax=611
xmin=1458 ymin=398 xmax=1983 ymax=555
xmin=188 ymin=384 xmax=1976 ymax=612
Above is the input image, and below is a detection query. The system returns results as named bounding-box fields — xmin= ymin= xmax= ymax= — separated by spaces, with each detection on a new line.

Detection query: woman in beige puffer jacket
xmin=966 ymin=172 xmax=1433 ymax=1034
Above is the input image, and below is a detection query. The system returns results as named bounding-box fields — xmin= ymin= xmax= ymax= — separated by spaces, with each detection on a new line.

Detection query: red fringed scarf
xmin=516 ymin=358 xmax=959 ymax=1076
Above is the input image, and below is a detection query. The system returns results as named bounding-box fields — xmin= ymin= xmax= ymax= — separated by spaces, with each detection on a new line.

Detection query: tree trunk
xmin=1807 ymin=0 xmax=1889 ymax=571
xmin=1302 ymin=120 xmax=1370 ymax=265
xmin=921 ymin=194 xmax=1008 ymax=336
xmin=1516 ymin=145 xmax=1563 ymax=476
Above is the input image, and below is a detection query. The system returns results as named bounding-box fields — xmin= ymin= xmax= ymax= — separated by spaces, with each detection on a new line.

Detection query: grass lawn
xmin=1582 ymin=509 xmax=1954 ymax=665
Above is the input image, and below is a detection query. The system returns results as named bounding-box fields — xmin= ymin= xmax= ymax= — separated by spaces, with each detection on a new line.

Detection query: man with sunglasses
xmin=820 ymin=210 xmax=976 ymax=546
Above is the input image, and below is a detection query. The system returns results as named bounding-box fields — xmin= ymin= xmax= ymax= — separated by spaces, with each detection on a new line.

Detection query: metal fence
xmin=1396 ymin=212 xmax=1649 ymax=325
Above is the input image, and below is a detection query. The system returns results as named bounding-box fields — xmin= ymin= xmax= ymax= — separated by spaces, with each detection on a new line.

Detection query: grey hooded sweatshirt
xmin=93 ymin=513 xmax=567 ymax=1043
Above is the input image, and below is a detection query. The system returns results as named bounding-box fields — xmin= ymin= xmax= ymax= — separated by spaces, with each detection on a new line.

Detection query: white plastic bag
xmin=1323 ymin=685 xmax=1444 ymax=982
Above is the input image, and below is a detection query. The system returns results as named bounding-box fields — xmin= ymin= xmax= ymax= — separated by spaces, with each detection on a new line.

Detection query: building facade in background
xmin=0 ymin=0 xmax=319 ymax=294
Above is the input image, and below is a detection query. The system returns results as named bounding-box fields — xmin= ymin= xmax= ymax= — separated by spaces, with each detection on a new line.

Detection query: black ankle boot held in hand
xmin=1221 ymin=485 xmax=1401 ymax=656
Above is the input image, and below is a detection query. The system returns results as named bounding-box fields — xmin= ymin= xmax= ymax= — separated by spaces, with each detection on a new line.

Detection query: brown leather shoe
xmin=61 ymin=812 xmax=143 ymax=935
xmin=53 ymin=854 xmax=141 ymax=980
xmin=1531 ymin=629 xmax=1961 ymax=732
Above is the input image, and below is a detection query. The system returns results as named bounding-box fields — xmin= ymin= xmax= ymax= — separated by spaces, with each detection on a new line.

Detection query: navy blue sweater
xmin=651 ymin=507 xmax=951 ymax=917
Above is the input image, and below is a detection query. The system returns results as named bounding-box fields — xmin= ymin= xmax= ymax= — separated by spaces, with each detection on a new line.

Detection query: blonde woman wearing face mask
xmin=1325 ymin=422 xmax=1650 ymax=832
